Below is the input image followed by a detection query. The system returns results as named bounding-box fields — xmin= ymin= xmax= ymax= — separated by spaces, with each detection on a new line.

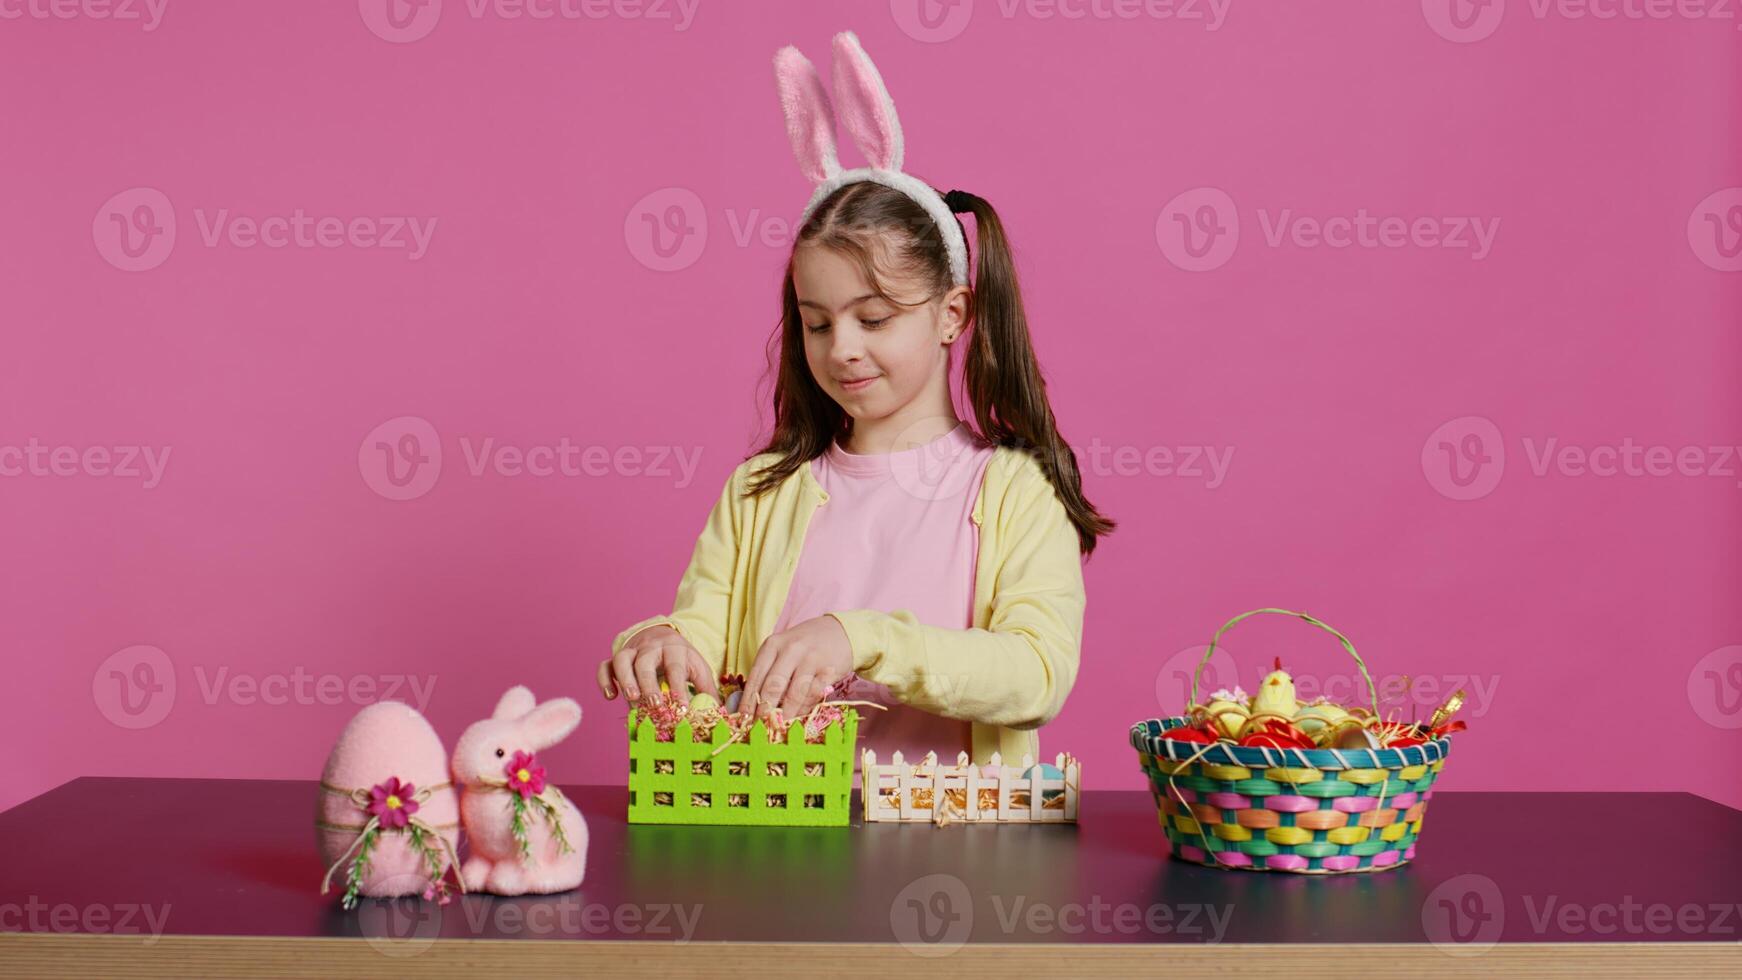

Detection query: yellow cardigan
xmin=611 ymin=445 xmax=1087 ymax=765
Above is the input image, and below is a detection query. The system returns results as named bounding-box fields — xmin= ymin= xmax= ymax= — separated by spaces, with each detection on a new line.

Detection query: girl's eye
xmin=862 ymin=317 xmax=891 ymax=329
xmin=806 ymin=322 xmax=830 ymax=334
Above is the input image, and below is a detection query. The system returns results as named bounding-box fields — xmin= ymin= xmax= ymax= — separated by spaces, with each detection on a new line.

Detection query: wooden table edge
xmin=3 ymin=932 xmax=1740 ymax=978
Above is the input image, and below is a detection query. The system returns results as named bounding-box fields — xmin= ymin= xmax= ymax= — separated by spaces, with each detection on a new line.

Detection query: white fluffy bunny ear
xmin=773 ymin=45 xmax=841 ymax=184
xmin=831 ymin=30 xmax=904 ymax=172
xmin=493 ymin=686 xmax=535 ymax=721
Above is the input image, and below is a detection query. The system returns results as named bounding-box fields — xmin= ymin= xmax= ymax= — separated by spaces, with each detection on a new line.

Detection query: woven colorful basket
xmin=1129 ymin=609 xmax=1455 ymax=874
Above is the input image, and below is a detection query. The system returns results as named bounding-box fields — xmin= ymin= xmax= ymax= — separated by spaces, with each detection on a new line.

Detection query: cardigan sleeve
xmin=825 ymin=458 xmax=1086 ymax=730
xmin=609 ymin=462 xmax=742 ymax=679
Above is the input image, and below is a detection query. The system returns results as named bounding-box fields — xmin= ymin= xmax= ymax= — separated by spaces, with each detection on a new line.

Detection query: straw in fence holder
xmin=861 ymin=750 xmax=1080 ymax=825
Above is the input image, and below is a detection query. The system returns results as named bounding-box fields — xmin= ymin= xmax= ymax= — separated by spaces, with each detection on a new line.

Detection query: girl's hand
xmin=740 ymin=615 xmax=854 ymax=723
xmin=599 ymin=625 xmax=721 ymax=706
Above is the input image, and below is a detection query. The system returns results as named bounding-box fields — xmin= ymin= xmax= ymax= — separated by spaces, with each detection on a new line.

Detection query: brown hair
xmin=745 ymin=180 xmax=1114 ymax=556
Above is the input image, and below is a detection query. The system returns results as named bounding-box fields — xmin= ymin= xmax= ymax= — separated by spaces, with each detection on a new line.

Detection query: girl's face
xmin=792 ymin=243 xmax=966 ymax=424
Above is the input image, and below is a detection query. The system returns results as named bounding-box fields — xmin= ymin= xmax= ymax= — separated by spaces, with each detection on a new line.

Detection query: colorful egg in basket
xmin=1129 ymin=608 xmax=1457 ymax=874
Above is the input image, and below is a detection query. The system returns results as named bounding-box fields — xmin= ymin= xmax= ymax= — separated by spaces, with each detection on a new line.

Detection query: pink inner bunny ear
xmin=523 ymin=698 xmax=583 ymax=750
xmin=773 ymin=46 xmax=840 ymax=184
xmin=831 ymin=31 xmax=904 ymax=172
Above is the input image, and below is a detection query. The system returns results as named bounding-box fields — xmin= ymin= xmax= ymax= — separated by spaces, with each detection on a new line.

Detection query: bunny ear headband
xmin=773 ymin=30 xmax=971 ymax=287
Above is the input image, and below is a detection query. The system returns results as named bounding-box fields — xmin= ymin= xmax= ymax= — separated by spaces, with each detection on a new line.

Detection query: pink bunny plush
xmin=452 ymin=685 xmax=588 ymax=895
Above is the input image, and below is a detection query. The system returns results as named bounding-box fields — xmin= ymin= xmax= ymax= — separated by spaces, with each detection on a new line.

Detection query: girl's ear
xmin=774 ymin=45 xmax=841 ymax=184
xmin=522 ymin=698 xmax=583 ymax=751
xmin=831 ymin=30 xmax=904 ymax=172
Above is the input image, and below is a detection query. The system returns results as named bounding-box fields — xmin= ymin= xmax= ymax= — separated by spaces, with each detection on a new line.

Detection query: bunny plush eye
xmin=495 ymin=748 xmax=505 ymax=758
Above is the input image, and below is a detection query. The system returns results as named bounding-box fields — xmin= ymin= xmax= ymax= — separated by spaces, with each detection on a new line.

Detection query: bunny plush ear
xmin=831 ymin=31 xmax=904 ymax=172
xmin=493 ymin=686 xmax=536 ymax=721
xmin=522 ymin=697 xmax=583 ymax=751
xmin=774 ymin=45 xmax=841 ymax=183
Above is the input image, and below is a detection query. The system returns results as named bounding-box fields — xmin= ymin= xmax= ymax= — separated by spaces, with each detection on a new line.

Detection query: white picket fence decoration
xmin=860 ymin=749 xmax=1080 ymax=824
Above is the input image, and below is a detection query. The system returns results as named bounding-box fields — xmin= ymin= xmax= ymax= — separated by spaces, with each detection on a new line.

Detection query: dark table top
xmin=2 ymin=778 xmax=1739 ymax=951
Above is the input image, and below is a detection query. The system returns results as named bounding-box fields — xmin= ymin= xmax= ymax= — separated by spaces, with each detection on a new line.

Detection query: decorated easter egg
xmin=689 ymin=691 xmax=719 ymax=713
xmin=1020 ymin=764 xmax=1066 ymax=803
xmin=1202 ymin=694 xmax=1250 ymax=740
xmin=316 ymin=701 xmax=459 ymax=901
xmin=1162 ymin=725 xmax=1216 ymax=744
xmin=1292 ymin=701 xmax=1349 ymax=742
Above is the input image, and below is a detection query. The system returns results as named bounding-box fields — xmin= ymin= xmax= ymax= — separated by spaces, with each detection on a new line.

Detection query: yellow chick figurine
xmin=1250 ymin=657 xmax=1298 ymax=720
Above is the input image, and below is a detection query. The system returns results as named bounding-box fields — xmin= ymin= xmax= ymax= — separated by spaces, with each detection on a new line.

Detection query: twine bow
xmin=316 ymin=780 xmax=466 ymax=902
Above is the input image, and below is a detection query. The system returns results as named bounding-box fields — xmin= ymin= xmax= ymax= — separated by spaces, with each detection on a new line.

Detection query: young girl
xmin=596 ymin=32 xmax=1113 ymax=770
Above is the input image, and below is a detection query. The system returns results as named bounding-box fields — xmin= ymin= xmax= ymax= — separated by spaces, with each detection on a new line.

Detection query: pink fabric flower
xmin=367 ymin=777 xmax=419 ymax=830
xmin=505 ymin=750 xmax=546 ymax=799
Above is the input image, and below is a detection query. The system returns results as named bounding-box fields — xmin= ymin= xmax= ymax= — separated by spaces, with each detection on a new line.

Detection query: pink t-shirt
xmin=770 ymin=420 xmax=996 ymax=768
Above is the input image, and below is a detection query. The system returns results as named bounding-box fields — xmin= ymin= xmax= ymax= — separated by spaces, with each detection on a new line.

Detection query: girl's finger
xmin=740 ymin=637 xmax=777 ymax=720
xmin=612 ymin=648 xmax=641 ymax=702
xmin=688 ymin=651 xmax=722 ymax=698
xmin=779 ymin=671 xmax=815 ymax=722
xmin=633 ymin=650 xmax=662 ymax=706
xmin=596 ymin=659 xmax=617 ymax=699
xmin=662 ymin=647 xmax=690 ymax=706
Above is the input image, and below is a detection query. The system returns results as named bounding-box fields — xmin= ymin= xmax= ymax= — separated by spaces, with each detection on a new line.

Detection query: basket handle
xmin=1189 ymin=608 xmax=1378 ymax=717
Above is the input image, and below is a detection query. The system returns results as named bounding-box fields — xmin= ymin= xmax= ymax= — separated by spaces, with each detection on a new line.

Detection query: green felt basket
xmin=625 ymin=708 xmax=860 ymax=826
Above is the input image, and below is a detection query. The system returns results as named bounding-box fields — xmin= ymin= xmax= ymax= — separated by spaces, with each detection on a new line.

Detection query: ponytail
xmin=952 ymin=192 xmax=1115 ymax=556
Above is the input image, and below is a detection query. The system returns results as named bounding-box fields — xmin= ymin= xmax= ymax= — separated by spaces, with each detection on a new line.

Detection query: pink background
xmin=3 ymin=0 xmax=1740 ymax=815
